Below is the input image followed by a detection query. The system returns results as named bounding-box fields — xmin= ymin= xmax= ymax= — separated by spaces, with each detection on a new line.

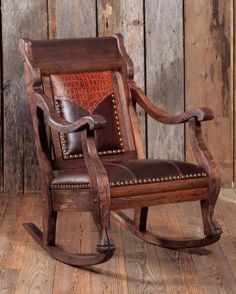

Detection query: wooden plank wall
xmin=185 ymin=0 xmax=234 ymax=187
xmin=1 ymin=1 xmax=47 ymax=194
xmin=146 ymin=0 xmax=184 ymax=161
xmin=0 ymin=0 xmax=3 ymax=193
xmin=0 ymin=0 xmax=235 ymax=193
xmin=234 ymin=0 xmax=236 ymax=188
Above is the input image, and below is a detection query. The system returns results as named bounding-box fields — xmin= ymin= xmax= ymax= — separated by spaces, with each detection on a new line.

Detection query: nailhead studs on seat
xmin=50 ymin=172 xmax=208 ymax=190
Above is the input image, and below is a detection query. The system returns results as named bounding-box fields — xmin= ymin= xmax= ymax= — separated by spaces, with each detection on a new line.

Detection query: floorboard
xmin=53 ymin=212 xmax=91 ymax=294
xmin=0 ymin=190 xmax=235 ymax=293
xmin=14 ymin=197 xmax=56 ymax=293
xmin=0 ymin=269 xmax=18 ymax=294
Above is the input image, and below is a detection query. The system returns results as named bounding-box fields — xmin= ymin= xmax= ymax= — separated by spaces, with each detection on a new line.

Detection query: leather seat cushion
xmin=50 ymin=159 xmax=208 ymax=190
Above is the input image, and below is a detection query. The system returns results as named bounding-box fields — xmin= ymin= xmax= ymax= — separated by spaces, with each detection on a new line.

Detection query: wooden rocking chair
xmin=19 ymin=35 xmax=222 ymax=267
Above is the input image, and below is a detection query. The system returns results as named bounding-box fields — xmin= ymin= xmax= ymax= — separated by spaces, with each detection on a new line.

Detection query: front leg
xmin=189 ymin=120 xmax=222 ymax=237
xmin=81 ymin=130 xmax=115 ymax=253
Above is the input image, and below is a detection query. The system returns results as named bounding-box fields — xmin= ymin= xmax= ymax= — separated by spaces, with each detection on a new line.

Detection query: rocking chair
xmin=19 ymin=35 xmax=222 ymax=267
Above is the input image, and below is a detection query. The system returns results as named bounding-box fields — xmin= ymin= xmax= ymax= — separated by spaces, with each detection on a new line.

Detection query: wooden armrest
xmin=130 ymin=83 xmax=214 ymax=124
xmin=34 ymin=91 xmax=106 ymax=133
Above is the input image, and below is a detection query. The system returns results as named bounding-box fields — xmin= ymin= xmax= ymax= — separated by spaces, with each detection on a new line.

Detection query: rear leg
xmin=201 ymin=199 xmax=222 ymax=236
xmin=134 ymin=207 xmax=149 ymax=232
xmin=42 ymin=207 xmax=57 ymax=245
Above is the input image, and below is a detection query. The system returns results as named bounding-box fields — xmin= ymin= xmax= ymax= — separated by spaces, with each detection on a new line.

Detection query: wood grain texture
xmin=149 ymin=205 xmax=203 ymax=294
xmin=0 ymin=197 xmax=22 ymax=266
xmin=97 ymin=0 xmax=146 ymax=147
xmin=145 ymin=0 xmax=184 ymax=161
xmin=48 ymin=0 xmax=96 ymax=38
xmin=0 ymin=0 xmax=235 ymax=194
xmin=0 ymin=269 xmax=19 ymax=294
xmin=90 ymin=221 xmax=129 ymax=294
xmin=121 ymin=210 xmax=166 ymax=294
xmin=53 ymin=212 xmax=91 ymax=294
xmin=15 ymin=197 xmax=56 ymax=293
xmin=0 ymin=192 xmax=235 ymax=292
xmin=216 ymin=199 xmax=236 ymax=280
xmin=1 ymin=0 xmax=47 ymax=193
xmin=0 ymin=7 xmax=3 ymax=193
xmin=234 ymin=0 xmax=236 ymax=189
xmin=0 ymin=196 xmax=35 ymax=269
xmin=185 ymin=0 xmax=234 ymax=187
xmin=0 ymin=195 xmax=7 ymax=225
xmin=177 ymin=201 xmax=236 ymax=293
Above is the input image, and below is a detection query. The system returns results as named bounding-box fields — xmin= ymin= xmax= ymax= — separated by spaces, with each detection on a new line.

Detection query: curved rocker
xmin=112 ymin=211 xmax=222 ymax=250
xmin=24 ymin=223 xmax=114 ymax=267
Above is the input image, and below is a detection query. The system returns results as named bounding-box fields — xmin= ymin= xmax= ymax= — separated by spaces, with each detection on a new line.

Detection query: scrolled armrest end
xmin=84 ymin=115 xmax=107 ymax=131
xmin=34 ymin=90 xmax=107 ymax=133
xmin=188 ymin=107 xmax=214 ymax=122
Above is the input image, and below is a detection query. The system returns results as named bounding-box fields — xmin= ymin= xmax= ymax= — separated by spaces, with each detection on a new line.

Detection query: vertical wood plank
xmin=48 ymin=0 xmax=96 ymax=39
xmin=234 ymin=0 xmax=236 ymax=189
xmin=185 ymin=0 xmax=234 ymax=187
xmin=0 ymin=195 xmax=7 ymax=226
xmin=48 ymin=0 xmax=57 ymax=39
xmin=0 ymin=0 xmax=3 ymax=193
xmin=2 ymin=0 xmax=47 ymax=193
xmin=146 ymin=0 xmax=184 ymax=161
xmin=97 ymin=0 xmax=146 ymax=147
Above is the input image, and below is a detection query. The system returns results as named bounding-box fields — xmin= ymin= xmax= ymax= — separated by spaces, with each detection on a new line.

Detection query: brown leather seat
xmin=51 ymin=159 xmax=208 ymax=190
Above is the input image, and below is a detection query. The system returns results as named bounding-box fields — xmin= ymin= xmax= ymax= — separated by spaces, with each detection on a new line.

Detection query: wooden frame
xmin=19 ymin=35 xmax=222 ymax=267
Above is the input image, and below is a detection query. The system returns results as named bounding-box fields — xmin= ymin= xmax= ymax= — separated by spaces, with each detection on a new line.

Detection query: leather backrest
xmin=50 ymin=71 xmax=125 ymax=159
xmin=20 ymin=36 xmax=137 ymax=162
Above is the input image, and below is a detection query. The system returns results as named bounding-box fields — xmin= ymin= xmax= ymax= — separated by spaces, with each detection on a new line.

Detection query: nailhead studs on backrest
xmin=53 ymin=72 xmax=125 ymax=160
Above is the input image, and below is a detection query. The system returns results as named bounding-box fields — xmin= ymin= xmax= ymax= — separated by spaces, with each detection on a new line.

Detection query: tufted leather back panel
xmin=50 ymin=71 xmax=126 ymax=159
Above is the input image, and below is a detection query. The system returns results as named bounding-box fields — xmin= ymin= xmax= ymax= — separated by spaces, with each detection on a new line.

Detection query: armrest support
xmin=188 ymin=119 xmax=221 ymax=235
xmin=80 ymin=128 xmax=114 ymax=252
xmin=130 ymin=82 xmax=214 ymax=124
xmin=34 ymin=90 xmax=106 ymax=133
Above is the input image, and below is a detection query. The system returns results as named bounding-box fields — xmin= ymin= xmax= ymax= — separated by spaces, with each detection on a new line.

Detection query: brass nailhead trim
xmin=51 ymin=173 xmax=208 ymax=190
xmin=55 ymin=100 xmax=61 ymax=114
xmin=55 ymin=94 xmax=125 ymax=160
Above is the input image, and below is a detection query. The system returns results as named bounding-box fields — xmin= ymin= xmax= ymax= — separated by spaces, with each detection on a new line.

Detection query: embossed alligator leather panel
xmin=50 ymin=71 xmax=124 ymax=159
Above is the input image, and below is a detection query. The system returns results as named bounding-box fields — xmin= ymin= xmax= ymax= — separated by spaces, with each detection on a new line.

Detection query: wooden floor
xmin=0 ymin=189 xmax=236 ymax=294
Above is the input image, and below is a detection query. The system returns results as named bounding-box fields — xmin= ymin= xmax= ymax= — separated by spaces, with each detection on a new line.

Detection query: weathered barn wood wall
xmin=234 ymin=0 xmax=236 ymax=187
xmin=2 ymin=0 xmax=47 ymax=193
xmin=185 ymin=0 xmax=234 ymax=187
xmin=0 ymin=2 xmax=3 ymax=193
xmin=146 ymin=0 xmax=184 ymax=161
xmin=0 ymin=0 xmax=235 ymax=193
xmin=97 ymin=0 xmax=146 ymax=147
